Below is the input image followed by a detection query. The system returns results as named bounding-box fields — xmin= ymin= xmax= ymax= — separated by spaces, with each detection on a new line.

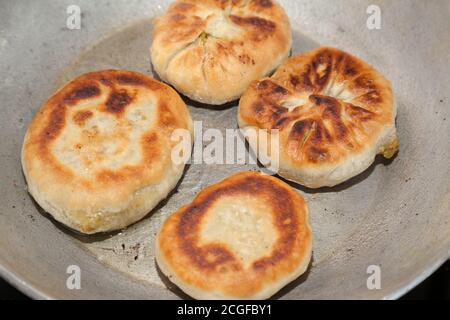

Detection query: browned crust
xmin=239 ymin=47 xmax=396 ymax=165
xmin=158 ymin=172 xmax=312 ymax=298
xmin=154 ymin=0 xmax=288 ymax=55
xmin=151 ymin=0 xmax=292 ymax=104
xmin=22 ymin=70 xmax=192 ymax=232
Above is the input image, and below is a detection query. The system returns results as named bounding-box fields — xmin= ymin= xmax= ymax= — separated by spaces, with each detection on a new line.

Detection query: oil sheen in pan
xmin=52 ymin=19 xmax=394 ymax=298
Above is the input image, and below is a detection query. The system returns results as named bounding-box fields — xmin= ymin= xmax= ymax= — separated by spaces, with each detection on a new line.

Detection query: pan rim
xmin=1 ymin=248 xmax=448 ymax=299
xmin=1 ymin=0 xmax=449 ymax=302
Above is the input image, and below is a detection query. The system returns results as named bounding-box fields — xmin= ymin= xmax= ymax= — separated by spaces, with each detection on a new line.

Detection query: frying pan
xmin=0 ymin=0 xmax=449 ymax=299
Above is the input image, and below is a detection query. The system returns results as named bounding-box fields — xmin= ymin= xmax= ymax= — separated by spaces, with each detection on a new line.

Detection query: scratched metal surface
xmin=0 ymin=0 xmax=449 ymax=299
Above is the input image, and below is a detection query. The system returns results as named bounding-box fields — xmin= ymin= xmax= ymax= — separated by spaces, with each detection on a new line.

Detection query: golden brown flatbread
xmin=151 ymin=0 xmax=292 ymax=104
xmin=238 ymin=47 xmax=399 ymax=188
xmin=156 ymin=172 xmax=312 ymax=299
xmin=22 ymin=70 xmax=193 ymax=234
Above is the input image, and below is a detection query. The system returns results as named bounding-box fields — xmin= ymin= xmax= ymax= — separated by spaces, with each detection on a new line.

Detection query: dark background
xmin=0 ymin=260 xmax=448 ymax=300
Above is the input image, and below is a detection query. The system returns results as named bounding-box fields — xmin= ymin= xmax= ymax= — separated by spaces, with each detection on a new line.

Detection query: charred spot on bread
xmin=238 ymin=47 xmax=399 ymax=187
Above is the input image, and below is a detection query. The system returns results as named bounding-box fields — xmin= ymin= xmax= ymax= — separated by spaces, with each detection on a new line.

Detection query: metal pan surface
xmin=0 ymin=0 xmax=448 ymax=299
